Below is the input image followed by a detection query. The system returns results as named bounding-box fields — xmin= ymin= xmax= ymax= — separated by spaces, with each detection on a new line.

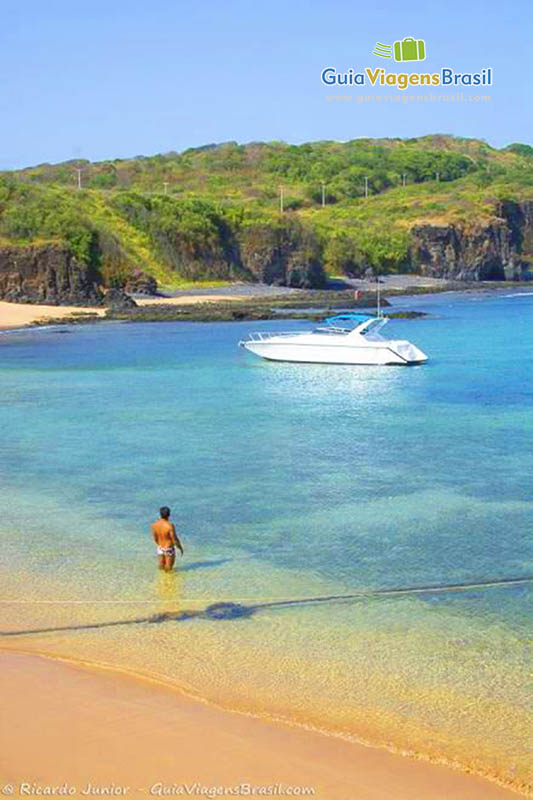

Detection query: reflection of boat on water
xmin=239 ymin=313 xmax=428 ymax=366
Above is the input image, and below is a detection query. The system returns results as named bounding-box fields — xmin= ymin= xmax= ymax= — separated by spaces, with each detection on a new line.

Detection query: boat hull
xmin=242 ymin=340 xmax=426 ymax=366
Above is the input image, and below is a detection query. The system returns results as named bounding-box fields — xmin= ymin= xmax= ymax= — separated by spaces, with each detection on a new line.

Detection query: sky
xmin=0 ymin=0 xmax=531 ymax=169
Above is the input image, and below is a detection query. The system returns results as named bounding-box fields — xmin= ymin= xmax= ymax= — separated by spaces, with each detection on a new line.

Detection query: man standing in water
xmin=151 ymin=506 xmax=184 ymax=571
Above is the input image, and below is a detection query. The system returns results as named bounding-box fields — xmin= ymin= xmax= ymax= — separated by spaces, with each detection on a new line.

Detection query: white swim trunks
xmin=156 ymin=545 xmax=175 ymax=557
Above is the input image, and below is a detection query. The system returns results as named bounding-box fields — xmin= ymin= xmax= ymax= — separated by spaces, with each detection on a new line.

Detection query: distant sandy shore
xmin=0 ymin=301 xmax=105 ymax=329
xmin=0 ymin=279 xmax=525 ymax=330
xmin=0 ymin=296 xmax=250 ymax=330
xmin=135 ymin=294 xmax=249 ymax=306
xmin=0 ymin=651 xmax=520 ymax=800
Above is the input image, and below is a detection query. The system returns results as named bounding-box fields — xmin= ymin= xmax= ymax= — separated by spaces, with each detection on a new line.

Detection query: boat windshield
xmin=314 ymin=314 xmax=387 ymax=338
xmin=358 ymin=317 xmax=386 ymax=335
xmin=323 ymin=313 xmax=377 ymax=333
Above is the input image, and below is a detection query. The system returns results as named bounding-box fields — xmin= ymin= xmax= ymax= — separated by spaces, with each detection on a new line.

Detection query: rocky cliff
xmin=0 ymin=200 xmax=531 ymax=307
xmin=238 ymin=221 xmax=326 ymax=288
xmin=108 ymin=193 xmax=328 ymax=290
xmin=2 ymin=135 xmax=532 ymax=300
xmin=0 ymin=223 xmax=327 ymax=306
xmin=0 ymin=244 xmax=103 ymax=304
xmin=408 ymin=201 xmax=533 ymax=281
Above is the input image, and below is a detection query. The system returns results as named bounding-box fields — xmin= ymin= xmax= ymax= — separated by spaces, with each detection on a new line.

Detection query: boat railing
xmin=239 ymin=326 xmax=356 ymax=346
xmin=240 ymin=331 xmax=302 ymax=343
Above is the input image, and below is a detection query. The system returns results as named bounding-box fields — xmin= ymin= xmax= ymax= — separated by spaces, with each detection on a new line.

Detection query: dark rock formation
xmin=239 ymin=222 xmax=326 ymax=288
xmin=0 ymin=244 xmax=103 ymax=304
xmin=1 ymin=198 xmax=531 ymax=310
xmin=409 ymin=202 xmax=533 ymax=281
xmin=102 ymin=288 xmax=137 ymax=310
xmin=501 ymin=200 xmax=533 ymax=278
xmin=410 ymin=222 xmax=519 ymax=280
xmin=111 ymin=192 xmax=327 ymax=288
xmin=146 ymin=218 xmax=327 ymax=288
xmin=153 ymin=233 xmax=240 ymax=282
xmin=123 ymin=269 xmax=157 ymax=295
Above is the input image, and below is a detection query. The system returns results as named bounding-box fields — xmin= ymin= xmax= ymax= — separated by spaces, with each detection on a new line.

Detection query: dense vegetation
xmin=1 ymin=135 xmax=532 ymax=287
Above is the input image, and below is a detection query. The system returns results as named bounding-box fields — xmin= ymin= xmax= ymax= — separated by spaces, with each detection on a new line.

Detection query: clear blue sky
xmin=1 ymin=0 xmax=530 ymax=169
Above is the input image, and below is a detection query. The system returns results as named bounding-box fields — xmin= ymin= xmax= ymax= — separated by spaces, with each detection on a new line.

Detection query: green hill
xmin=0 ymin=135 xmax=532 ymax=301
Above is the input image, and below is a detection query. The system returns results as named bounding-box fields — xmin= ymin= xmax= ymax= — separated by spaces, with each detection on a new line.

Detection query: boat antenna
xmin=376 ymin=272 xmax=382 ymax=318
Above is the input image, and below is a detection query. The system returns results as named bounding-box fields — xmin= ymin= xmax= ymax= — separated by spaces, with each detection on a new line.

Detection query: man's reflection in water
xmin=156 ymin=568 xmax=183 ymax=614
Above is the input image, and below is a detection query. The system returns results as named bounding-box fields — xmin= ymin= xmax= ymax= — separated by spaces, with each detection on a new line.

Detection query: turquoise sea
xmin=0 ymin=290 xmax=532 ymax=791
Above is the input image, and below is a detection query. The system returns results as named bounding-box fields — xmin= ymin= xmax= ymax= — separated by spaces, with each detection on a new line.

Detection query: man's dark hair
xmin=160 ymin=506 xmax=171 ymax=519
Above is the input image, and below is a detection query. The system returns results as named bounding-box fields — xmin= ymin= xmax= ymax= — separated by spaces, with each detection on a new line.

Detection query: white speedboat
xmin=239 ymin=313 xmax=427 ymax=366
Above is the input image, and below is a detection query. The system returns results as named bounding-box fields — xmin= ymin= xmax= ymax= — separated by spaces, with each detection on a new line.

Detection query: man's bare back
xmin=151 ymin=506 xmax=183 ymax=571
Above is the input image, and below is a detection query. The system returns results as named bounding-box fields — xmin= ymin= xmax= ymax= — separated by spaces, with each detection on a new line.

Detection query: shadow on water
xmin=1 ymin=576 xmax=531 ymax=638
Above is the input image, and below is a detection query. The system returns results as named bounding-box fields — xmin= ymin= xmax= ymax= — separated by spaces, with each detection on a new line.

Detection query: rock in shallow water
xmin=102 ymin=288 xmax=137 ymax=310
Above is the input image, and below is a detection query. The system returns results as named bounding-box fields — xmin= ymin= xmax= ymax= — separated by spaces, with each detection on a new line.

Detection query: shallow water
xmin=0 ymin=292 xmax=532 ymax=790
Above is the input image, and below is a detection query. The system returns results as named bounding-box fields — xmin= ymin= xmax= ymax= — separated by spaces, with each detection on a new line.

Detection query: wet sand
xmin=0 ymin=651 xmax=520 ymax=800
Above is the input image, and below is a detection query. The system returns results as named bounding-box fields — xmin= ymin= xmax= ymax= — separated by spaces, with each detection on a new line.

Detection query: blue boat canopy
xmin=325 ymin=313 xmax=376 ymax=325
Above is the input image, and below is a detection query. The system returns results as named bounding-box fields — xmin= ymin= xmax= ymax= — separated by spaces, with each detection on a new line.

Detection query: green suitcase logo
xmin=393 ymin=37 xmax=426 ymax=62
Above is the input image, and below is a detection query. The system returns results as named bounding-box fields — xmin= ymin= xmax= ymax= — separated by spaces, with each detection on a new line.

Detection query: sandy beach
xmin=0 ymin=301 xmax=106 ymax=329
xmin=0 ymin=289 xmax=530 ymax=799
xmin=0 ymin=296 xmax=251 ymax=330
xmin=135 ymin=294 xmax=249 ymax=306
xmin=0 ymin=651 xmax=520 ymax=800
xmin=0 ymin=280 xmax=514 ymax=330
xmin=135 ymin=294 xmax=250 ymax=306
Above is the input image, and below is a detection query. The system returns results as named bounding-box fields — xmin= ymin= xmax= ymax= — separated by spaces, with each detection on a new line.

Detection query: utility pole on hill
xmin=321 ymin=181 xmax=326 ymax=208
xmin=402 ymin=173 xmax=407 ymax=187
xmin=75 ymin=167 xmax=83 ymax=190
xmin=163 ymin=181 xmax=169 ymax=195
